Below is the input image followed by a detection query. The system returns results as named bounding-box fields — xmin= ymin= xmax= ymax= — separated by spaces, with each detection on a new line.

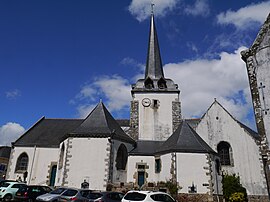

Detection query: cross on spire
xmin=151 ymin=2 xmax=155 ymax=14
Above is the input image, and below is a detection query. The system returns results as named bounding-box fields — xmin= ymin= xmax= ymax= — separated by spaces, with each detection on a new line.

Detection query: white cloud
xmin=120 ymin=57 xmax=145 ymax=72
xmin=217 ymin=1 xmax=270 ymax=29
xmin=0 ymin=123 xmax=25 ymax=146
xmin=76 ymin=86 xmax=97 ymax=101
xmin=77 ymin=104 xmax=97 ymax=119
xmin=128 ymin=0 xmax=179 ymax=22
xmin=6 ymin=89 xmax=21 ymax=100
xmin=184 ymin=0 xmax=210 ymax=17
xmin=74 ymin=75 xmax=131 ymax=118
xmin=74 ymin=47 xmax=252 ymax=124
xmin=93 ymin=76 xmax=131 ymax=111
xmin=164 ymin=46 xmax=251 ymax=121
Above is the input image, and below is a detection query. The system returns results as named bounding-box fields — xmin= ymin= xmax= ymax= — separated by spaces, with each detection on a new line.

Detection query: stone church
xmin=6 ymin=13 xmax=269 ymax=201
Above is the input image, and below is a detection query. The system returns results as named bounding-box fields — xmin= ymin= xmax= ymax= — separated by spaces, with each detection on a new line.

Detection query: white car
xmin=121 ymin=191 xmax=176 ymax=202
xmin=0 ymin=181 xmax=26 ymax=201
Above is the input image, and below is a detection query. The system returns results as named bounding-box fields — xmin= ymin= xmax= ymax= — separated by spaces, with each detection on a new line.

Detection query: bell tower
xmin=130 ymin=13 xmax=181 ymax=141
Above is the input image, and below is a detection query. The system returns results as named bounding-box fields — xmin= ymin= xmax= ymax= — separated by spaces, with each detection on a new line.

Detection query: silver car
xmin=36 ymin=187 xmax=67 ymax=202
xmin=58 ymin=188 xmax=91 ymax=202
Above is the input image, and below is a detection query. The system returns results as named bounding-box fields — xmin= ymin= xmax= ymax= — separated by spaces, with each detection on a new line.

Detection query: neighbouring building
xmin=0 ymin=146 xmax=11 ymax=180
xmin=241 ymin=13 xmax=270 ymax=195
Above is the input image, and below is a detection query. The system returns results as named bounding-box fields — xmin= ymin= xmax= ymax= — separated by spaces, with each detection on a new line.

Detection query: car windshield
xmin=124 ymin=192 xmax=146 ymax=201
xmin=62 ymin=189 xmax=78 ymax=197
xmin=0 ymin=182 xmax=10 ymax=187
xmin=88 ymin=193 xmax=103 ymax=199
xmin=50 ymin=188 xmax=66 ymax=194
xmin=17 ymin=186 xmax=28 ymax=192
xmin=150 ymin=194 xmax=175 ymax=202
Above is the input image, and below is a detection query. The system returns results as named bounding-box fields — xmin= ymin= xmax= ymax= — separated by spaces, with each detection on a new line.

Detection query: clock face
xmin=142 ymin=98 xmax=151 ymax=107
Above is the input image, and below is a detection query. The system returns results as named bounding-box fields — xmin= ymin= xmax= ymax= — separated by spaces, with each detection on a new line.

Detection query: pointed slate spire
xmin=69 ymin=102 xmax=135 ymax=144
xmin=145 ymin=13 xmax=164 ymax=80
xmin=131 ymin=11 xmax=179 ymax=92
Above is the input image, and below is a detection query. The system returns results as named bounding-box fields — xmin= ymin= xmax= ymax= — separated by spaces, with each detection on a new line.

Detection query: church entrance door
xmin=49 ymin=165 xmax=57 ymax=186
xmin=138 ymin=171 xmax=145 ymax=187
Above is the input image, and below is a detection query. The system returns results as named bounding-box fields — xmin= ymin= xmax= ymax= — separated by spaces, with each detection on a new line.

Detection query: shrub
xmin=222 ymin=173 xmax=247 ymax=202
xmin=229 ymin=192 xmax=245 ymax=202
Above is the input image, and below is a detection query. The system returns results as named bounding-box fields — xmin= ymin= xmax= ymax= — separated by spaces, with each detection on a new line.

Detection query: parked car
xmin=121 ymin=191 xmax=176 ymax=202
xmin=0 ymin=181 xmax=26 ymax=201
xmin=58 ymin=188 xmax=91 ymax=202
xmin=36 ymin=187 xmax=68 ymax=202
xmin=88 ymin=191 xmax=124 ymax=202
xmin=14 ymin=185 xmax=52 ymax=201
xmin=0 ymin=180 xmax=17 ymax=187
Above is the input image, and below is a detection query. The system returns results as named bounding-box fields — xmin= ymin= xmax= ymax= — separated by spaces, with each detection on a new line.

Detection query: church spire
xmin=131 ymin=6 xmax=179 ymax=93
xmin=145 ymin=12 xmax=164 ymax=80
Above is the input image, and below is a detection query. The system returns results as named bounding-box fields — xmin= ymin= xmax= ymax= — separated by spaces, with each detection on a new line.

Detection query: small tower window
xmin=153 ymin=99 xmax=160 ymax=108
xmin=144 ymin=77 xmax=154 ymax=89
xmin=157 ymin=78 xmax=167 ymax=89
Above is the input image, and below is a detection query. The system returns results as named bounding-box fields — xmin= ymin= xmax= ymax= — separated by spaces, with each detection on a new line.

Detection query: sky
xmin=1 ymin=0 xmax=270 ymax=146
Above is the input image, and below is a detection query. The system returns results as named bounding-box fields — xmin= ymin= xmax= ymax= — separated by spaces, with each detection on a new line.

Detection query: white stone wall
xmin=127 ymin=152 xmax=215 ymax=195
xmin=159 ymin=154 xmax=172 ymax=182
xmin=127 ymin=156 xmax=154 ymax=184
xmin=7 ymin=146 xmax=59 ymax=185
xmin=134 ymin=93 xmax=179 ymax=141
xmin=196 ymin=102 xmax=268 ymax=195
xmin=55 ymin=141 xmax=68 ymax=187
xmin=176 ymin=153 xmax=210 ymax=194
xmin=59 ymin=137 xmax=110 ymax=190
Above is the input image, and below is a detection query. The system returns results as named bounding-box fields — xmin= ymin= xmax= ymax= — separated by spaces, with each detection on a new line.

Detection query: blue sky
xmin=1 ymin=0 xmax=270 ymax=145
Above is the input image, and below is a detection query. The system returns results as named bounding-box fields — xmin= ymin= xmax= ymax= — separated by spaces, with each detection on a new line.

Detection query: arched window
xmin=217 ymin=141 xmax=232 ymax=166
xmin=116 ymin=144 xmax=128 ymax=170
xmin=15 ymin=152 xmax=29 ymax=172
xmin=58 ymin=143 xmax=65 ymax=170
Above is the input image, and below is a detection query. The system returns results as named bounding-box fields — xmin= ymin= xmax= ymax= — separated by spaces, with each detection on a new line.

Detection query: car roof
xmin=6 ymin=181 xmax=25 ymax=185
xmin=126 ymin=190 xmax=169 ymax=195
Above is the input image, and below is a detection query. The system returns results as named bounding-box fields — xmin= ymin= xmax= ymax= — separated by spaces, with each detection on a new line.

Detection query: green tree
xmin=222 ymin=173 xmax=247 ymax=202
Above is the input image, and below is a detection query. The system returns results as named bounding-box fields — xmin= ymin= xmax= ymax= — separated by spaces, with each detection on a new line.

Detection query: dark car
xmin=88 ymin=191 xmax=124 ymax=202
xmin=58 ymin=188 xmax=91 ymax=202
xmin=14 ymin=185 xmax=52 ymax=202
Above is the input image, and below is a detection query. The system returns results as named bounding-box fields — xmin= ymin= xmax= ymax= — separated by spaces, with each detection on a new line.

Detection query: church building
xmin=6 ymin=12 xmax=269 ymax=201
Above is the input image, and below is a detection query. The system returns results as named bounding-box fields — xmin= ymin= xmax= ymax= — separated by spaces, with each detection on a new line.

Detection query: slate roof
xmin=129 ymin=121 xmax=216 ymax=156
xmin=0 ymin=146 xmax=11 ymax=158
xmin=237 ymin=121 xmax=259 ymax=140
xmin=13 ymin=118 xmax=83 ymax=148
xmin=129 ymin=140 xmax=164 ymax=156
xmin=145 ymin=13 xmax=164 ymax=80
xmin=155 ymin=120 xmax=216 ymax=155
xmin=67 ymin=102 xmax=135 ymax=144
xmin=12 ymin=114 xmax=131 ymax=149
